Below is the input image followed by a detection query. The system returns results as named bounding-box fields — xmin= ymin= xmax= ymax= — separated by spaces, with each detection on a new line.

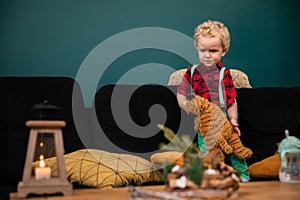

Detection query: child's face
xmin=196 ymin=36 xmax=227 ymax=67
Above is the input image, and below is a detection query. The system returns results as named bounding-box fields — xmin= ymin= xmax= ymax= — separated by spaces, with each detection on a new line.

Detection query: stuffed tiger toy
xmin=183 ymin=95 xmax=253 ymax=162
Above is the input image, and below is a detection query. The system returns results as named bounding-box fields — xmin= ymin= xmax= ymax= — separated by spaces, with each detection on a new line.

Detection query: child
xmin=177 ymin=20 xmax=250 ymax=182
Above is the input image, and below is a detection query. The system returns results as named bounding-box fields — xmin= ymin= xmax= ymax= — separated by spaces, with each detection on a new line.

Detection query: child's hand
xmin=230 ymin=118 xmax=241 ymax=136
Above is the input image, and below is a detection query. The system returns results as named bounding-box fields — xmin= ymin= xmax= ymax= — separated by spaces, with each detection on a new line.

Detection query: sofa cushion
xmin=237 ymin=87 xmax=300 ymax=165
xmin=34 ymin=149 xmax=163 ymax=188
xmin=94 ymin=84 xmax=195 ymax=156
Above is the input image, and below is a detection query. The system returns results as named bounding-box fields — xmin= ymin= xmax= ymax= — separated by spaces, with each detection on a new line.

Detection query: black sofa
xmin=1 ymin=76 xmax=300 ymax=199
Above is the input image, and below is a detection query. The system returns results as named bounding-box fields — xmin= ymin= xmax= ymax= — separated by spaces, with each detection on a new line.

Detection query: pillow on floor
xmin=33 ymin=149 xmax=163 ymax=188
xmin=150 ymin=151 xmax=184 ymax=168
xmin=248 ymin=153 xmax=280 ymax=179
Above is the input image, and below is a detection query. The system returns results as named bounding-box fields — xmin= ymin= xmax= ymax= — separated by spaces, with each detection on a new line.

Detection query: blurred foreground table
xmin=10 ymin=181 xmax=300 ymax=200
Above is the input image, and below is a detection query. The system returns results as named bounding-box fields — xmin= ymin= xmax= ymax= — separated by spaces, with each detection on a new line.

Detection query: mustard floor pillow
xmin=150 ymin=151 xmax=184 ymax=168
xmin=33 ymin=149 xmax=163 ymax=188
xmin=248 ymin=153 xmax=280 ymax=179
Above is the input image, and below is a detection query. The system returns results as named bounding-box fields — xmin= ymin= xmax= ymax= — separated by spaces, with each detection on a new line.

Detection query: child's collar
xmin=217 ymin=61 xmax=224 ymax=69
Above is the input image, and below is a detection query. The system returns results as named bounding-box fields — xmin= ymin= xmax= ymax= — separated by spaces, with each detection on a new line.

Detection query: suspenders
xmin=190 ymin=64 xmax=226 ymax=109
xmin=218 ymin=67 xmax=226 ymax=109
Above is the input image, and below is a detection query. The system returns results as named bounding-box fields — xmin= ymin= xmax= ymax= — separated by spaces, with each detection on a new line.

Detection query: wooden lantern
xmin=17 ymin=120 xmax=72 ymax=198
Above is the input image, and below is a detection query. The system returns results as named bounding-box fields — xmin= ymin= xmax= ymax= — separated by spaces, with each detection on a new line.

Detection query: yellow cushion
xmin=248 ymin=153 xmax=280 ymax=179
xmin=33 ymin=149 xmax=163 ymax=188
xmin=150 ymin=151 xmax=184 ymax=168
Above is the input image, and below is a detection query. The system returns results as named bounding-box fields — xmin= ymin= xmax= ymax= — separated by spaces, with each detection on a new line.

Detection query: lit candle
xmin=35 ymin=155 xmax=51 ymax=180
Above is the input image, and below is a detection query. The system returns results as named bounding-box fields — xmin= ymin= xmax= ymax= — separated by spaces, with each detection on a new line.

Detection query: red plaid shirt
xmin=177 ymin=61 xmax=236 ymax=109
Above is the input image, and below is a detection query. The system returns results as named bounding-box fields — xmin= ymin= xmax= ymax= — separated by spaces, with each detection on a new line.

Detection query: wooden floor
xmin=10 ymin=181 xmax=300 ymax=200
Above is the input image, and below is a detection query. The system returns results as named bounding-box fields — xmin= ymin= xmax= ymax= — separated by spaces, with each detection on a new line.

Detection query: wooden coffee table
xmin=10 ymin=181 xmax=300 ymax=200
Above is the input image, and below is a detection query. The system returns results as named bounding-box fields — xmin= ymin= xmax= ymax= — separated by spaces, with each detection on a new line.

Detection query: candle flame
xmin=38 ymin=154 xmax=45 ymax=168
xmin=39 ymin=159 xmax=45 ymax=168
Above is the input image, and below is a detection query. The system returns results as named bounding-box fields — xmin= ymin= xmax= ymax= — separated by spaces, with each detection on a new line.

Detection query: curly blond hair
xmin=194 ymin=20 xmax=230 ymax=52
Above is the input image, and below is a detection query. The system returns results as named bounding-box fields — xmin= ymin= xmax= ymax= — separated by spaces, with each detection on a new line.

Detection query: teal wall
xmin=1 ymin=0 xmax=300 ymax=88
